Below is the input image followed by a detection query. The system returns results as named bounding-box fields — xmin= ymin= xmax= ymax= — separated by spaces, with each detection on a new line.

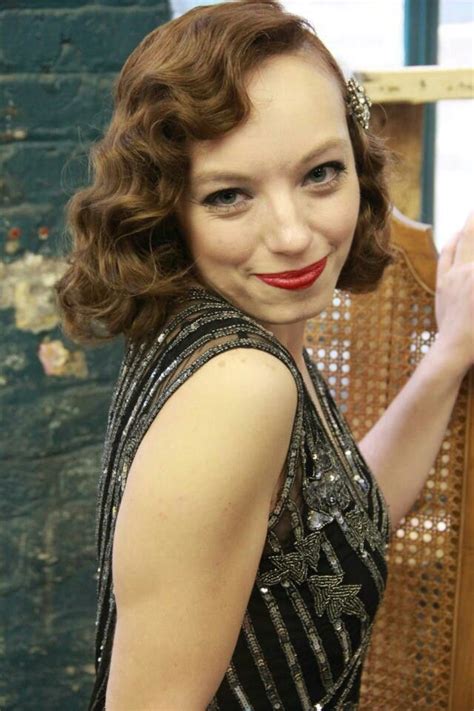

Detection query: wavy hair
xmin=54 ymin=0 xmax=395 ymax=347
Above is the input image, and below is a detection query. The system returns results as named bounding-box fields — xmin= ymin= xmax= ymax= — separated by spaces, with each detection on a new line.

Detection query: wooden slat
xmin=390 ymin=207 xmax=436 ymax=292
xmin=356 ymin=66 xmax=474 ymax=103
xmin=370 ymin=103 xmax=425 ymax=222
xmin=450 ymin=364 xmax=474 ymax=710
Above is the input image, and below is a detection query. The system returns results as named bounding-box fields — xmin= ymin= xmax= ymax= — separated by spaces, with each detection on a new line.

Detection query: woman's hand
xmin=434 ymin=210 xmax=474 ymax=374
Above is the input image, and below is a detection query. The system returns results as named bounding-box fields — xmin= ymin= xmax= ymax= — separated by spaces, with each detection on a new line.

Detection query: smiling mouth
xmin=254 ymin=255 xmax=328 ymax=291
xmin=255 ymin=255 xmax=328 ymax=278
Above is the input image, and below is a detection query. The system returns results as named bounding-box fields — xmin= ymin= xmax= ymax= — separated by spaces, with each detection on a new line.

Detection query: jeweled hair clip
xmin=346 ymin=77 xmax=372 ymax=131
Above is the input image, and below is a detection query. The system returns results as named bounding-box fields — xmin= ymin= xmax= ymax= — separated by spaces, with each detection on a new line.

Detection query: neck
xmin=254 ymin=318 xmax=307 ymax=370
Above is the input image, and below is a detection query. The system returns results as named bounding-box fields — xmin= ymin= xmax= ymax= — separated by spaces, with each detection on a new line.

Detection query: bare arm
xmin=358 ymin=339 xmax=467 ymax=530
xmin=105 ymin=347 xmax=297 ymax=711
xmin=359 ymin=213 xmax=474 ymax=530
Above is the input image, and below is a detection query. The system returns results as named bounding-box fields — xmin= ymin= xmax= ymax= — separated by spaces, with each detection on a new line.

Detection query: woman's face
xmin=176 ymin=51 xmax=360 ymax=335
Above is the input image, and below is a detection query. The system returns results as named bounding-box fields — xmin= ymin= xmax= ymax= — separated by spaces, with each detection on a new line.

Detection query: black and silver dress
xmin=88 ymin=285 xmax=392 ymax=711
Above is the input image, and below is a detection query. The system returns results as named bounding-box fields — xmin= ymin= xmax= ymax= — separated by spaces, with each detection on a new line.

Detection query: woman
xmin=54 ymin=1 xmax=474 ymax=709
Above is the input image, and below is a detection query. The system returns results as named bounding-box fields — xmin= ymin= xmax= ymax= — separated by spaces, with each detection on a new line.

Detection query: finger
xmin=453 ymin=210 xmax=474 ymax=264
xmin=437 ymin=231 xmax=459 ymax=279
xmin=460 ymin=209 xmax=474 ymax=234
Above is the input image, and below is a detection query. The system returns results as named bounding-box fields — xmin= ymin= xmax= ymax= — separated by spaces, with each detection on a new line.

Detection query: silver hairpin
xmin=346 ymin=77 xmax=372 ymax=131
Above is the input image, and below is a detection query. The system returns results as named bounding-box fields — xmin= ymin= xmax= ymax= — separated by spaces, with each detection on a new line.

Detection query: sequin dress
xmin=88 ymin=285 xmax=392 ymax=711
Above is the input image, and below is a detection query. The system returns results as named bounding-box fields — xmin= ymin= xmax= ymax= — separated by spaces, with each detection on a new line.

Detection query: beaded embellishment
xmin=90 ymin=286 xmax=391 ymax=711
xmin=346 ymin=77 xmax=372 ymax=130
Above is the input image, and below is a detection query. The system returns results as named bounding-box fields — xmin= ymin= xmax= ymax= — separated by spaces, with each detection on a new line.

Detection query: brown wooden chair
xmin=303 ymin=207 xmax=474 ymax=710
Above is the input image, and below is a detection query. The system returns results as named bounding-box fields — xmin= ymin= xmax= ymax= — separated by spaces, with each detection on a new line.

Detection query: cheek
xmin=310 ymin=186 xmax=359 ymax=265
xmin=316 ymin=193 xmax=359 ymax=248
xmin=177 ymin=196 xmax=254 ymax=267
xmin=334 ymin=181 xmax=360 ymax=240
xmin=341 ymin=200 xmax=360 ymax=241
xmin=192 ymin=221 xmax=254 ymax=267
xmin=217 ymin=241 xmax=254 ymax=267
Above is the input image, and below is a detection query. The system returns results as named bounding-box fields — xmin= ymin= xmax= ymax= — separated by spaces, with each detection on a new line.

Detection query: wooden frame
xmin=388 ymin=209 xmax=474 ymax=710
xmin=356 ymin=66 xmax=474 ymax=104
xmin=349 ymin=67 xmax=473 ymax=705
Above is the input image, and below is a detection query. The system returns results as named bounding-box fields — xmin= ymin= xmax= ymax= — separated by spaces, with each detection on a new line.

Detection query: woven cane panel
xmin=303 ymin=246 xmax=469 ymax=710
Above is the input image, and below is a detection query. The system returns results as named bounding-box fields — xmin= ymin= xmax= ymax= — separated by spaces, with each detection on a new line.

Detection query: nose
xmin=263 ymin=194 xmax=314 ymax=255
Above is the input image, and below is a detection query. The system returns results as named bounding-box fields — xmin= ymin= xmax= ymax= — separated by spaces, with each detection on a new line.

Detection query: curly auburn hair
xmin=54 ymin=0 xmax=395 ymax=348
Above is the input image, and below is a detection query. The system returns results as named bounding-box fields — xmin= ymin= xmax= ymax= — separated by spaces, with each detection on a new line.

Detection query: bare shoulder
xmin=106 ymin=346 xmax=298 ymax=709
xmin=183 ymin=345 xmax=298 ymax=409
xmin=130 ymin=345 xmax=298 ymax=479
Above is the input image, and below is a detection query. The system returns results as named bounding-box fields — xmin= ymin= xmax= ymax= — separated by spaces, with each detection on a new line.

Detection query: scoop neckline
xmin=182 ymin=285 xmax=312 ymax=375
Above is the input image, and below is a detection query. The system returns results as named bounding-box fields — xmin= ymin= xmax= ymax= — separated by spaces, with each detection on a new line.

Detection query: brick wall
xmin=0 ymin=2 xmax=172 ymax=708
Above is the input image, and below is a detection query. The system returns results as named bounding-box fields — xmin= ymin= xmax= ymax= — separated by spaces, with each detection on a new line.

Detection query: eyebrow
xmin=191 ymin=137 xmax=349 ymax=187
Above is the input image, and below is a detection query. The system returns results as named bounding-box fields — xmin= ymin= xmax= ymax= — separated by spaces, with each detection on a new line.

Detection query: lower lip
xmin=255 ymin=257 xmax=328 ymax=290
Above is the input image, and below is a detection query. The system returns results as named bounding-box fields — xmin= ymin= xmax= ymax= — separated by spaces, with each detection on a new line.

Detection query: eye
xmin=201 ymin=160 xmax=347 ymax=212
xmin=203 ymin=188 xmax=245 ymax=211
xmin=307 ymin=161 xmax=347 ymax=185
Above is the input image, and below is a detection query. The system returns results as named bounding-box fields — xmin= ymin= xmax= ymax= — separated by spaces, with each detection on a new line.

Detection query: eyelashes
xmin=201 ymin=160 xmax=348 ymax=213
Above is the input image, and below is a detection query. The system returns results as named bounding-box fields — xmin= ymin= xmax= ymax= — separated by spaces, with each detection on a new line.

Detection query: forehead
xmin=246 ymin=52 xmax=346 ymax=135
xmin=188 ymin=52 xmax=349 ymax=175
xmin=247 ymin=50 xmax=344 ymax=109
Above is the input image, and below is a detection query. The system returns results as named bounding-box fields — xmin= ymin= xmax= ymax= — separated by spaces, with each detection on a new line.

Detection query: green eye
xmin=308 ymin=161 xmax=347 ymax=184
xmin=202 ymin=160 xmax=348 ymax=213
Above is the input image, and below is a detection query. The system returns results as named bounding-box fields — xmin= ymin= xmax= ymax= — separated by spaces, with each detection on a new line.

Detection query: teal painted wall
xmin=0 ymin=2 xmax=172 ymax=708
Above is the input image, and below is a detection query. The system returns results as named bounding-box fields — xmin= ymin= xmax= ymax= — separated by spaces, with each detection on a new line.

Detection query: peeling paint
xmin=38 ymin=338 xmax=88 ymax=378
xmin=7 ymin=227 xmax=22 ymax=240
xmin=0 ymin=128 xmax=28 ymax=141
xmin=4 ymin=352 xmax=28 ymax=371
xmin=5 ymin=226 xmax=22 ymax=255
xmin=5 ymin=240 xmax=21 ymax=255
xmin=0 ymin=251 xmax=66 ymax=332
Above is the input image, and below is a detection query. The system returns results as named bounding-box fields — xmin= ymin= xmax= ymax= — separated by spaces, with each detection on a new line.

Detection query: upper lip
xmin=255 ymin=255 xmax=328 ymax=278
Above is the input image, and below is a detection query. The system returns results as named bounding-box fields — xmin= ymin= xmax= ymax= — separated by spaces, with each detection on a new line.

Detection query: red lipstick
xmin=255 ymin=256 xmax=328 ymax=290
